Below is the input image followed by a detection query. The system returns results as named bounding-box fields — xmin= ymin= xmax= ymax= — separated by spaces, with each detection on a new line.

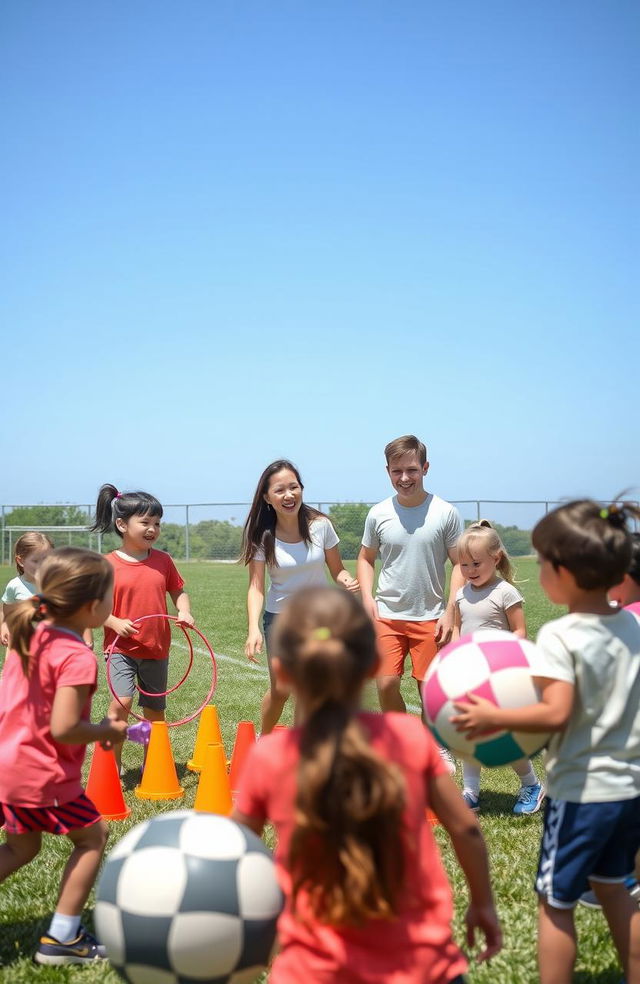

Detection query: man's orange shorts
xmin=374 ymin=617 xmax=438 ymax=682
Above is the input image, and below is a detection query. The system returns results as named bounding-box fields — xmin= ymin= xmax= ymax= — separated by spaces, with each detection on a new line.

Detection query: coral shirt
xmin=103 ymin=549 xmax=184 ymax=661
xmin=0 ymin=623 xmax=97 ymax=807
xmin=236 ymin=713 xmax=467 ymax=984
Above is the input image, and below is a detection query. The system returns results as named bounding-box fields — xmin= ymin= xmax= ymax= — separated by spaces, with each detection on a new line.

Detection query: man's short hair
xmin=384 ymin=435 xmax=427 ymax=466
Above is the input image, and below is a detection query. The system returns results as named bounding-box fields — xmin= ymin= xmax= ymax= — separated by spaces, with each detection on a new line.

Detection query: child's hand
xmin=245 ymin=630 xmax=263 ymax=663
xmin=98 ymin=717 xmax=128 ymax=750
xmin=0 ymin=622 xmax=9 ymax=647
xmin=176 ymin=610 xmax=195 ymax=628
xmin=465 ymin=902 xmax=502 ymax=962
xmin=451 ymin=694 xmax=499 ymax=738
xmin=111 ymin=617 xmax=138 ymax=638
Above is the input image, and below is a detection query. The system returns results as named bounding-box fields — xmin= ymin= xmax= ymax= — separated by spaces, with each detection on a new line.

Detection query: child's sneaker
xmin=438 ymin=746 xmax=457 ymax=776
xmin=34 ymin=927 xmax=106 ymax=965
xmin=513 ymin=781 xmax=545 ymax=816
xmin=462 ymin=790 xmax=480 ymax=813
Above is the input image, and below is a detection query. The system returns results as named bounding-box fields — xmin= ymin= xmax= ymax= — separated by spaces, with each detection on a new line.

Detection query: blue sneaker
xmin=34 ymin=927 xmax=106 ymax=965
xmin=578 ymin=889 xmax=601 ymax=909
xmin=513 ymin=782 xmax=545 ymax=816
xmin=462 ymin=790 xmax=480 ymax=813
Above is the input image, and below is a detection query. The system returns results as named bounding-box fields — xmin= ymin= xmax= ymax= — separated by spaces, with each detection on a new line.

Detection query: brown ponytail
xmin=273 ymin=587 xmax=406 ymax=926
xmin=6 ymin=547 xmax=113 ymax=676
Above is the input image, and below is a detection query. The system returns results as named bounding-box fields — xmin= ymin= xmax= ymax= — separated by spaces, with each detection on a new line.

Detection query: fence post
xmin=185 ymin=505 xmax=190 ymax=562
xmin=1 ymin=505 xmax=4 ymax=566
xmin=476 ymin=500 xmax=481 ymax=521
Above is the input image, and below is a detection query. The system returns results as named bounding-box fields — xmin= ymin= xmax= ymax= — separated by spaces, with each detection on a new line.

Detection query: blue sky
xmin=1 ymin=1 xmax=637 ymax=517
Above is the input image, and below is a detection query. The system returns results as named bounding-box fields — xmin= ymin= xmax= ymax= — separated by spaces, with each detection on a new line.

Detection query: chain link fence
xmin=5 ymin=498 xmax=632 ymax=565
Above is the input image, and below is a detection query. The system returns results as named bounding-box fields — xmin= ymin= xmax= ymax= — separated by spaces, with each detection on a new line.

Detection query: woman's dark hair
xmin=273 ymin=586 xmax=406 ymax=926
xmin=91 ymin=484 xmax=163 ymax=538
xmin=532 ymin=498 xmax=640 ymax=591
xmin=240 ymin=460 xmax=327 ymax=567
xmin=6 ymin=547 xmax=113 ymax=675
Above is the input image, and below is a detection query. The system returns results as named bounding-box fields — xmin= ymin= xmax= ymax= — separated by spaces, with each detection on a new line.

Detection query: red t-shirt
xmin=103 ymin=550 xmax=184 ymax=661
xmin=0 ymin=623 xmax=97 ymax=807
xmin=235 ymin=713 xmax=467 ymax=984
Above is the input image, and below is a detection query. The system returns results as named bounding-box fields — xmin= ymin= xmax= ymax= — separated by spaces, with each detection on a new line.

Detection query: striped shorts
xmin=0 ymin=793 xmax=101 ymax=835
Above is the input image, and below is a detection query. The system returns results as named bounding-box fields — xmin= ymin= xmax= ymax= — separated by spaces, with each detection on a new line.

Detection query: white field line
xmin=172 ymin=638 xmax=268 ymax=676
xmin=172 ymin=639 xmax=423 ymax=714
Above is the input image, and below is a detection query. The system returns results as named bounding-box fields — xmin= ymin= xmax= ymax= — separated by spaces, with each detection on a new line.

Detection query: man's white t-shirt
xmin=533 ymin=609 xmax=640 ymax=803
xmin=255 ymin=517 xmax=339 ymax=614
xmin=361 ymin=493 xmax=463 ymax=621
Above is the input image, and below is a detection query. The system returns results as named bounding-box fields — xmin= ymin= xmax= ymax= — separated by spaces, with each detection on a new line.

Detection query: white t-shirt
xmin=456 ymin=579 xmax=524 ymax=635
xmin=533 ymin=609 xmax=640 ymax=803
xmin=255 ymin=517 xmax=339 ymax=614
xmin=1 ymin=575 xmax=37 ymax=604
xmin=361 ymin=494 xmax=463 ymax=620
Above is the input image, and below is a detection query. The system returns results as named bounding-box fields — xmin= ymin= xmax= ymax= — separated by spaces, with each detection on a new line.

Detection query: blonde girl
xmin=1 ymin=531 xmax=53 ymax=646
xmin=0 ymin=547 xmax=127 ymax=965
xmin=233 ymin=586 xmax=501 ymax=983
xmin=455 ymin=521 xmax=544 ymax=815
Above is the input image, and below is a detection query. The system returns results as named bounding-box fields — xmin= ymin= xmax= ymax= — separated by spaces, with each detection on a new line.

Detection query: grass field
xmin=0 ymin=559 xmax=625 ymax=983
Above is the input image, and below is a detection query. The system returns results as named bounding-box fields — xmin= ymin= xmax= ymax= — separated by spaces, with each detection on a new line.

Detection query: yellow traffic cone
xmin=187 ymin=705 xmax=224 ymax=773
xmin=194 ymin=742 xmax=233 ymax=815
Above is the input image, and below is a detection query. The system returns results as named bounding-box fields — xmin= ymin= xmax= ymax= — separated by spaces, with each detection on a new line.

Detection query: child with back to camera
xmin=233 ymin=585 xmax=501 ymax=984
xmin=0 ymin=531 xmax=53 ymax=646
xmin=454 ymin=521 xmax=545 ymax=816
xmin=91 ymin=485 xmax=194 ymax=770
xmin=453 ymin=500 xmax=640 ymax=984
xmin=0 ymin=547 xmax=128 ymax=965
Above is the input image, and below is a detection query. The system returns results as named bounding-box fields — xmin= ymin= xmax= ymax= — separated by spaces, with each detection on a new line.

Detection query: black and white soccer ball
xmin=95 ymin=810 xmax=283 ymax=984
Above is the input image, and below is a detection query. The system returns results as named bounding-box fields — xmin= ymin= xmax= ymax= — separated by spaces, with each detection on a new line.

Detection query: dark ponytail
xmin=91 ymin=483 xmax=163 ymax=538
xmin=273 ymin=587 xmax=406 ymax=925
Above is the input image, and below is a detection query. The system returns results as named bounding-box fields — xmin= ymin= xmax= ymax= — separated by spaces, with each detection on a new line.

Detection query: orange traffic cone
xmin=194 ymin=743 xmax=232 ymax=815
xmin=229 ymin=721 xmax=257 ymax=791
xmin=85 ymin=743 xmax=131 ymax=821
xmin=135 ymin=722 xmax=184 ymax=801
xmin=425 ymin=807 xmax=439 ymax=827
xmin=187 ymin=705 xmax=224 ymax=773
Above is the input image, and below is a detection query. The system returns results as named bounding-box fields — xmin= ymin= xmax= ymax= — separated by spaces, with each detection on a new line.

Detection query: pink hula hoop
xmin=105 ymin=614 xmax=217 ymax=727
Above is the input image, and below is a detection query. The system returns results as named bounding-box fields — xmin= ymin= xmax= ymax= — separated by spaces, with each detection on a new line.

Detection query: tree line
xmin=2 ymin=504 xmax=533 ymax=561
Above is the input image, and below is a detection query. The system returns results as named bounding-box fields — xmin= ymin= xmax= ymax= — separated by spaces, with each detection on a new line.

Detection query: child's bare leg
xmin=594 ymin=880 xmax=640 ymax=983
xmin=108 ymin=695 xmax=132 ymax=769
xmin=537 ymin=898 xmax=576 ymax=984
xmin=260 ymin=687 xmax=288 ymax=734
xmin=56 ymin=821 xmax=109 ymax=916
xmin=0 ymin=831 xmax=41 ymax=881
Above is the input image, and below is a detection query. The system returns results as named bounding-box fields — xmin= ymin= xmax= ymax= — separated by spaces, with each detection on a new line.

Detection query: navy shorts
xmin=262 ymin=610 xmax=277 ymax=653
xmin=536 ymin=795 xmax=640 ymax=908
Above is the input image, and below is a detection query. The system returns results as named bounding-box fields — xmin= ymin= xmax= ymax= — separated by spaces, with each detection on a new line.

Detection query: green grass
xmin=0 ymin=559 xmax=624 ymax=983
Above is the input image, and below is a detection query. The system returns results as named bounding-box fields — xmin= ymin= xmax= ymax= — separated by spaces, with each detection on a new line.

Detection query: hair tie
xmin=33 ymin=594 xmax=48 ymax=617
xmin=312 ymin=626 xmax=331 ymax=641
xmin=599 ymin=508 xmax=609 ymax=520
xmin=114 ymin=491 xmax=122 ymax=500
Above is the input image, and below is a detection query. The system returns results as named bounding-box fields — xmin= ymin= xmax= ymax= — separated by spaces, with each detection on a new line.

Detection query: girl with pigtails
xmin=91 ymin=484 xmax=194 ymax=771
xmin=233 ymin=586 xmax=501 ymax=984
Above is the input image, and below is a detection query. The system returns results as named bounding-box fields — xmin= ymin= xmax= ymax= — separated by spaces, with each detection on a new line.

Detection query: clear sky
xmin=1 ymin=1 xmax=637 ymax=515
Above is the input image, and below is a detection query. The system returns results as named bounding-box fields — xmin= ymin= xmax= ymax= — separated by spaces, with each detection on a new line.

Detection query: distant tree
xmin=190 ymin=521 xmax=243 ymax=560
xmin=3 ymin=505 xmax=91 ymax=527
xmin=463 ymin=518 xmax=532 ymax=557
xmin=327 ymin=503 xmax=371 ymax=560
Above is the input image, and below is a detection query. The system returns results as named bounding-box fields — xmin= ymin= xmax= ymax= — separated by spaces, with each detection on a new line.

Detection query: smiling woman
xmin=240 ymin=460 xmax=359 ymax=733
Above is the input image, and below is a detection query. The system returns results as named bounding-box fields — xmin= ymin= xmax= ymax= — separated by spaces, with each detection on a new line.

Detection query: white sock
xmin=48 ymin=913 xmax=81 ymax=943
xmin=512 ymin=759 xmax=537 ymax=787
xmin=462 ymin=761 xmax=481 ymax=796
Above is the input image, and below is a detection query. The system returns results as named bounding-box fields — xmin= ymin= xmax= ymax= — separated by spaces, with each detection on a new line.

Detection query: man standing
xmin=357 ymin=435 xmax=464 ymax=770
